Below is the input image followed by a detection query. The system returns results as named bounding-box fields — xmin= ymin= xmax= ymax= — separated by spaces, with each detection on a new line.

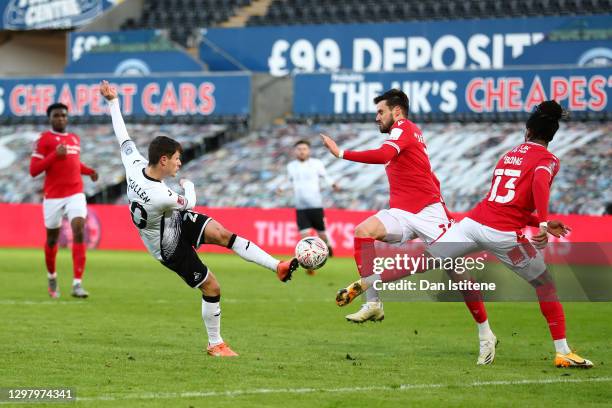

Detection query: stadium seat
xmin=247 ymin=0 xmax=600 ymax=26
xmin=137 ymin=0 xmax=246 ymax=45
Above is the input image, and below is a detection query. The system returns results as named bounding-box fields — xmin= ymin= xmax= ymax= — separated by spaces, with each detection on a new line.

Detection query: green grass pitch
xmin=1 ymin=248 xmax=611 ymax=407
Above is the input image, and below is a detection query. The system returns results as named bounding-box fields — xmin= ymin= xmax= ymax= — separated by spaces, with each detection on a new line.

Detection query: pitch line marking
xmin=73 ymin=376 xmax=612 ymax=402
xmin=0 ymin=300 xmax=87 ymax=305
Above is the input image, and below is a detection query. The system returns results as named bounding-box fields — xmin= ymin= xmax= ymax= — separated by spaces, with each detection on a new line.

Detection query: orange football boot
xmin=277 ymin=258 xmax=299 ymax=282
xmin=207 ymin=342 xmax=238 ymax=357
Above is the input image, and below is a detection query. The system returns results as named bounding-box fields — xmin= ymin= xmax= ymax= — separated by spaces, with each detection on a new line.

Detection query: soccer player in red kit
xmin=337 ymin=101 xmax=593 ymax=368
xmin=30 ymin=103 xmax=98 ymax=299
xmin=321 ymin=89 xmax=452 ymax=323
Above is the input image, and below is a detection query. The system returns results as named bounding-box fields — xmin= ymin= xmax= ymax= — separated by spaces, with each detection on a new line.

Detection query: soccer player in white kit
xmin=284 ymin=140 xmax=339 ymax=274
xmin=100 ymin=81 xmax=298 ymax=357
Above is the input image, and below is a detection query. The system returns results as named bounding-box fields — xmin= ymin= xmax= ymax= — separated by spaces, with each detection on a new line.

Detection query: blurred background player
xmin=100 ymin=81 xmax=298 ymax=356
xmin=280 ymin=139 xmax=339 ymax=275
xmin=338 ymin=101 xmax=593 ymax=368
xmin=29 ymin=103 xmax=98 ymax=299
xmin=321 ymin=89 xmax=452 ymax=323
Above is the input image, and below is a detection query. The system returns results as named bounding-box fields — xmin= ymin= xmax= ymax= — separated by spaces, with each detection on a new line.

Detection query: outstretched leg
xmin=203 ymin=219 xmax=298 ymax=282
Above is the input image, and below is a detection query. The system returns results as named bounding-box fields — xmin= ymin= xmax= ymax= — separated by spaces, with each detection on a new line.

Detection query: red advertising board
xmin=2 ymin=204 xmax=611 ymax=260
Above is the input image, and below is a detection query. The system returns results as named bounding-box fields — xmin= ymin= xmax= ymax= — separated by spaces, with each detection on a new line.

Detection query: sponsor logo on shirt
xmin=389 ymin=128 xmax=403 ymax=140
xmin=177 ymin=195 xmax=185 ymax=206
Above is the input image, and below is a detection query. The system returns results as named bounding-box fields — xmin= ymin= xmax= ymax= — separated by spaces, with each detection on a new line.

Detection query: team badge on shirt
xmin=389 ymin=128 xmax=403 ymax=140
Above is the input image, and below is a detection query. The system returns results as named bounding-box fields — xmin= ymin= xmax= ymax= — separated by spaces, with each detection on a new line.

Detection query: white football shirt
xmin=286 ymin=158 xmax=333 ymax=209
xmin=109 ymin=98 xmax=194 ymax=261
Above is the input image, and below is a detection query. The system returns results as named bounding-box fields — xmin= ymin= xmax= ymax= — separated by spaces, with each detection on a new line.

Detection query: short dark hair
xmin=46 ymin=102 xmax=68 ymax=117
xmin=294 ymin=139 xmax=310 ymax=147
xmin=148 ymin=135 xmax=182 ymax=165
xmin=526 ymin=100 xmax=565 ymax=143
xmin=373 ymin=89 xmax=409 ymax=115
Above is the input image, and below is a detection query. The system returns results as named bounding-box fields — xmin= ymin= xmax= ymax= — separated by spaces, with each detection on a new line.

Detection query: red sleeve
xmin=343 ymin=144 xmax=397 ymax=164
xmin=532 ymin=168 xmax=552 ymax=224
xmin=526 ymin=214 xmax=541 ymax=228
xmin=29 ymin=151 xmax=57 ymax=177
xmin=80 ymin=162 xmax=95 ymax=175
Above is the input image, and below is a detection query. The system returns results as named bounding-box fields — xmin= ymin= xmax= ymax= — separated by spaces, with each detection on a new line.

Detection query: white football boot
xmin=345 ymin=301 xmax=384 ymax=323
xmin=477 ymin=333 xmax=497 ymax=365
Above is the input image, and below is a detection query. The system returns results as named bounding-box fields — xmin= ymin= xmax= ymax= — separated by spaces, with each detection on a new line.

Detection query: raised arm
xmin=100 ymin=80 xmax=146 ymax=167
xmin=108 ymin=98 xmax=131 ymax=146
xmin=100 ymin=81 xmax=130 ymax=146
xmin=320 ymin=133 xmax=397 ymax=164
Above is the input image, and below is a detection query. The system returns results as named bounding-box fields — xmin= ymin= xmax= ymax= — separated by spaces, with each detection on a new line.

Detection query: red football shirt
xmin=383 ymin=119 xmax=442 ymax=212
xmin=344 ymin=119 xmax=442 ymax=213
xmin=30 ymin=130 xmax=94 ymax=199
xmin=468 ymin=142 xmax=560 ymax=232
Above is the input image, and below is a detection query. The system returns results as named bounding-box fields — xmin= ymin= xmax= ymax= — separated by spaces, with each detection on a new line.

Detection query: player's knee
xmin=205 ymin=222 xmax=233 ymax=247
xmin=218 ymin=228 xmax=234 ymax=246
xmin=354 ymin=223 xmax=374 ymax=238
xmin=209 ymin=227 xmax=233 ymax=247
xmin=200 ymin=273 xmax=220 ymax=296
xmin=46 ymin=229 xmax=59 ymax=246
xmin=71 ymin=218 xmax=85 ymax=242
xmin=529 ymin=269 xmax=553 ymax=288
xmin=72 ymin=231 xmax=84 ymax=243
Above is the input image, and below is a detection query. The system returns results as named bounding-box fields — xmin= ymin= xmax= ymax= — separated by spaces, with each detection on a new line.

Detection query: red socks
xmin=72 ymin=242 xmax=86 ymax=280
xmin=536 ymin=281 xmax=566 ymax=340
xmin=44 ymin=243 xmax=58 ymax=274
xmin=353 ymin=237 xmax=376 ymax=278
xmin=462 ymin=287 xmax=488 ymax=324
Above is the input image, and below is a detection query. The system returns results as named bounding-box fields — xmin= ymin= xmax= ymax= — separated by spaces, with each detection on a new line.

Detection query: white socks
xmin=477 ymin=320 xmax=494 ymax=340
xmin=554 ymin=338 xmax=571 ymax=355
xmin=202 ymin=295 xmax=223 ymax=346
xmin=72 ymin=278 xmax=82 ymax=286
xmin=47 ymin=272 xmax=56 ymax=279
xmin=477 ymin=320 xmax=570 ymax=354
xmin=230 ymin=236 xmax=279 ymax=272
xmin=365 ymin=286 xmax=380 ymax=302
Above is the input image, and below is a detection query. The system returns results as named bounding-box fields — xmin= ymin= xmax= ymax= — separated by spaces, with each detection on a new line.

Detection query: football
xmin=295 ymin=236 xmax=329 ymax=270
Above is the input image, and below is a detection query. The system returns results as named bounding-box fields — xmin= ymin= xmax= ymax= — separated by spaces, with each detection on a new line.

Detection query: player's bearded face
xmin=294 ymin=144 xmax=310 ymax=161
xmin=375 ymin=102 xmax=394 ymax=133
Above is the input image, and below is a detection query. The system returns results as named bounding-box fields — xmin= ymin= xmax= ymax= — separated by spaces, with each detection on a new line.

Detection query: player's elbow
xmin=381 ymin=150 xmax=397 ymax=163
xmin=29 ymin=164 xmax=40 ymax=177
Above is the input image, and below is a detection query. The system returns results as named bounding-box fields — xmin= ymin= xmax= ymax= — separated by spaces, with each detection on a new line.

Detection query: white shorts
xmin=375 ymin=202 xmax=451 ymax=245
xmin=427 ymin=217 xmax=546 ymax=282
xmin=43 ymin=193 xmax=88 ymax=229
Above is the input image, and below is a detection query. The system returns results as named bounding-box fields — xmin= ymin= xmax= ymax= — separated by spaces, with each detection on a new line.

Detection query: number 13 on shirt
xmin=488 ymin=169 xmax=522 ymax=204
